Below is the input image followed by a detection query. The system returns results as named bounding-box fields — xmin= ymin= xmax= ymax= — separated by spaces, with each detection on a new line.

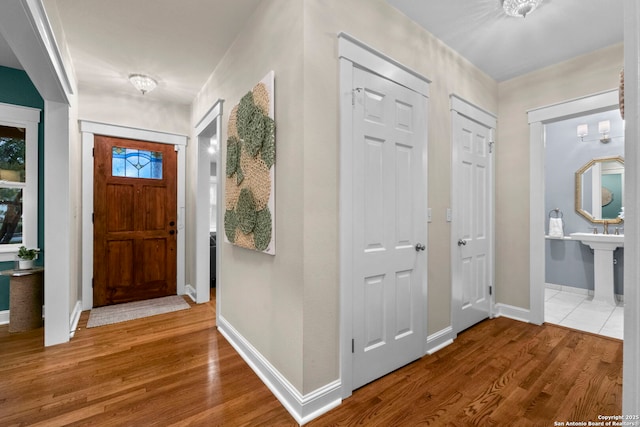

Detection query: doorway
xmin=543 ymin=109 xmax=624 ymax=338
xmin=93 ymin=135 xmax=177 ymax=306
xmin=350 ymin=65 xmax=427 ymax=390
xmin=338 ymin=33 xmax=430 ymax=397
xmin=528 ymin=89 xmax=620 ymax=325
xmin=194 ymin=100 xmax=223 ymax=311
xmin=450 ymin=95 xmax=496 ymax=335
xmin=80 ymin=121 xmax=187 ymax=311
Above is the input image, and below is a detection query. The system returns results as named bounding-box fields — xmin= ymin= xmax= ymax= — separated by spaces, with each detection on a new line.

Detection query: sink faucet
xmin=603 ymin=220 xmax=609 ymax=235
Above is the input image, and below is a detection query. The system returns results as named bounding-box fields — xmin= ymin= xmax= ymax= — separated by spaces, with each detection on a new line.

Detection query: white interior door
xmin=452 ymin=108 xmax=494 ymax=335
xmin=352 ymin=66 xmax=427 ymax=390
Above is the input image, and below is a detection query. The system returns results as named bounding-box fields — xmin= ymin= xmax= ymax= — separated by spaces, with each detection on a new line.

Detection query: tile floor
xmin=545 ymin=286 xmax=623 ymax=340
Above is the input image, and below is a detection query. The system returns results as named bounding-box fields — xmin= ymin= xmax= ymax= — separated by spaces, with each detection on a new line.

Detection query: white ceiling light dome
xmin=502 ymin=0 xmax=543 ymax=18
xmin=128 ymin=74 xmax=158 ymax=95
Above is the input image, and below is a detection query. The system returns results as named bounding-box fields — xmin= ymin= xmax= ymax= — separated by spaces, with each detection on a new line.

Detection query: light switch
xmin=446 ymin=208 xmax=452 ymax=222
xmin=427 ymin=208 xmax=432 ymax=223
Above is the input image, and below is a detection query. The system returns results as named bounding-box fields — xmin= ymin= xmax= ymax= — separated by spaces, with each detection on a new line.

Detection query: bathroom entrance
xmin=543 ymin=108 xmax=624 ymax=338
xmin=528 ymin=89 xmax=624 ymax=339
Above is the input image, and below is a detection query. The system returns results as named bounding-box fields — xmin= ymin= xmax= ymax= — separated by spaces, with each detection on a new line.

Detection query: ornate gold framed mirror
xmin=575 ymin=155 xmax=624 ymax=224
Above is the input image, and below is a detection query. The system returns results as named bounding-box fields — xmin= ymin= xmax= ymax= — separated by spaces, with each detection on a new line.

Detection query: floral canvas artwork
xmin=224 ymin=71 xmax=276 ymax=254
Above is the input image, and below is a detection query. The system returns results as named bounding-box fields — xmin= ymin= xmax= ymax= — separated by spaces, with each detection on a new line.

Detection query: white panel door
xmin=452 ymin=112 xmax=493 ymax=334
xmin=352 ymin=66 xmax=427 ymax=390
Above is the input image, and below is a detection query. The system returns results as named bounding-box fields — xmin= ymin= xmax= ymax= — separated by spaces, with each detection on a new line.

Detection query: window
xmin=0 ymin=103 xmax=40 ymax=261
xmin=112 ymin=146 xmax=163 ymax=179
xmin=0 ymin=124 xmax=25 ymax=245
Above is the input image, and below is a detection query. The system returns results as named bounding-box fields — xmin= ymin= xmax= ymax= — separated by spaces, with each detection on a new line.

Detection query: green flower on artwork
xmin=254 ymin=208 xmax=272 ymax=251
xmin=226 ymin=136 xmax=240 ymax=177
xmin=261 ymin=117 xmax=275 ymax=169
xmin=224 ymin=209 xmax=237 ymax=243
xmin=236 ymin=188 xmax=257 ymax=234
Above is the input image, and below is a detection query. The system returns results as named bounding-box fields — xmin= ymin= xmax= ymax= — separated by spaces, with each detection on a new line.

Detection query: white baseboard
xmin=494 ymin=303 xmax=531 ymax=323
xmin=217 ymin=315 xmax=342 ymax=425
xmin=69 ymin=300 xmax=82 ymax=338
xmin=0 ymin=309 xmax=8 ymax=325
xmin=426 ymin=326 xmax=454 ymax=355
xmin=185 ymin=284 xmax=197 ymax=302
xmin=546 ymin=283 xmax=625 ymax=304
xmin=546 ymin=282 xmax=589 ymax=295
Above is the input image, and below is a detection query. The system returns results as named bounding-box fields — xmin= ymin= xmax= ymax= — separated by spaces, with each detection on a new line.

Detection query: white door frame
xmin=624 ymin=0 xmax=640 ymax=414
xmin=80 ymin=121 xmax=188 ymax=310
xmin=194 ymin=100 xmax=223 ymax=310
xmin=528 ymin=89 xmax=619 ymax=325
xmin=450 ymin=94 xmax=497 ymax=335
xmin=339 ymin=32 xmax=430 ymax=398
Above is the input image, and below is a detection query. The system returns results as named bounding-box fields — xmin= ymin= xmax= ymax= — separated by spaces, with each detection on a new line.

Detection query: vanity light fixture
xmin=577 ymin=124 xmax=589 ymax=141
xmin=577 ymin=121 xmax=618 ymax=144
xmin=128 ymin=74 xmax=157 ymax=95
xmin=502 ymin=0 xmax=543 ymax=18
xmin=598 ymin=120 xmax=611 ymax=143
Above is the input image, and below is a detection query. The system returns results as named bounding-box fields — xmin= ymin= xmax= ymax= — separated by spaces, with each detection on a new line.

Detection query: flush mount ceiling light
xmin=128 ymin=74 xmax=157 ymax=95
xmin=502 ymin=0 xmax=543 ymax=18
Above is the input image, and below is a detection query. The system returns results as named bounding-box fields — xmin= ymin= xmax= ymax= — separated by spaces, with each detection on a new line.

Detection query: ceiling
xmin=0 ymin=35 xmax=21 ymax=70
xmin=0 ymin=0 xmax=625 ymax=104
xmin=387 ymin=0 xmax=624 ymax=82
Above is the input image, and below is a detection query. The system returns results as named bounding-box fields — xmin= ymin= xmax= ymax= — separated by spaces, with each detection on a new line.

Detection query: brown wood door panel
xmin=106 ymin=184 xmax=135 ymax=232
xmin=94 ymin=135 xmax=177 ymax=307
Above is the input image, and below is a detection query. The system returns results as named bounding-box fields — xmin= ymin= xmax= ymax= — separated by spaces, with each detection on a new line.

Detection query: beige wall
xmin=51 ymin=0 xmax=623 ymax=401
xmin=192 ymin=0 xmax=306 ymax=392
xmin=192 ymin=0 xmax=498 ymax=395
xmin=496 ymin=43 xmax=624 ymax=308
xmin=78 ymin=85 xmax=191 ymax=136
xmin=302 ymin=0 xmax=498 ymax=360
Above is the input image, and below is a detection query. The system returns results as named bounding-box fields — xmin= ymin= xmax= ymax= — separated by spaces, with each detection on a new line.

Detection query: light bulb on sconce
xmin=598 ymin=120 xmax=611 ymax=143
xmin=577 ymin=124 xmax=588 ymax=141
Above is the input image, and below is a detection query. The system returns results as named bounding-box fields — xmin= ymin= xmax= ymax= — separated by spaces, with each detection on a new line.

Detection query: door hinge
xmin=92 ymin=278 xmax=94 ymax=288
xmin=92 ymin=147 xmax=95 ymax=157
xmin=489 ymin=286 xmax=493 ymax=296
xmin=488 ymin=140 xmax=495 ymax=154
xmin=351 ymin=338 xmax=354 ymax=353
xmin=92 ymin=213 xmax=94 ymax=223
xmin=352 ymin=87 xmax=363 ymax=107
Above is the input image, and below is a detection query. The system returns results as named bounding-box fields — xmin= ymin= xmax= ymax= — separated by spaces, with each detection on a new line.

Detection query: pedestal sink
xmin=569 ymin=232 xmax=624 ymax=306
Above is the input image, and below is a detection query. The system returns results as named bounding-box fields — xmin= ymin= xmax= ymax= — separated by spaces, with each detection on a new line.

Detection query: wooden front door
xmin=93 ymin=135 xmax=177 ymax=307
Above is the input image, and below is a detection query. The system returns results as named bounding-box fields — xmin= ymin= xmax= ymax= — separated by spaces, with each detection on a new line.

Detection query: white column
xmin=589 ymin=244 xmax=617 ymax=306
xmin=44 ymin=100 xmax=71 ymax=346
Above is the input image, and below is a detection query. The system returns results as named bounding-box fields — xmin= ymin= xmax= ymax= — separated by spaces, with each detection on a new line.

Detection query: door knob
xmin=415 ymin=243 xmax=425 ymax=252
xmin=458 ymin=239 xmax=467 ymax=246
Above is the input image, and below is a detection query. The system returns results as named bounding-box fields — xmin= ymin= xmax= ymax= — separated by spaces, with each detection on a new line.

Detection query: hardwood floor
xmin=0 ymin=292 xmax=621 ymax=426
